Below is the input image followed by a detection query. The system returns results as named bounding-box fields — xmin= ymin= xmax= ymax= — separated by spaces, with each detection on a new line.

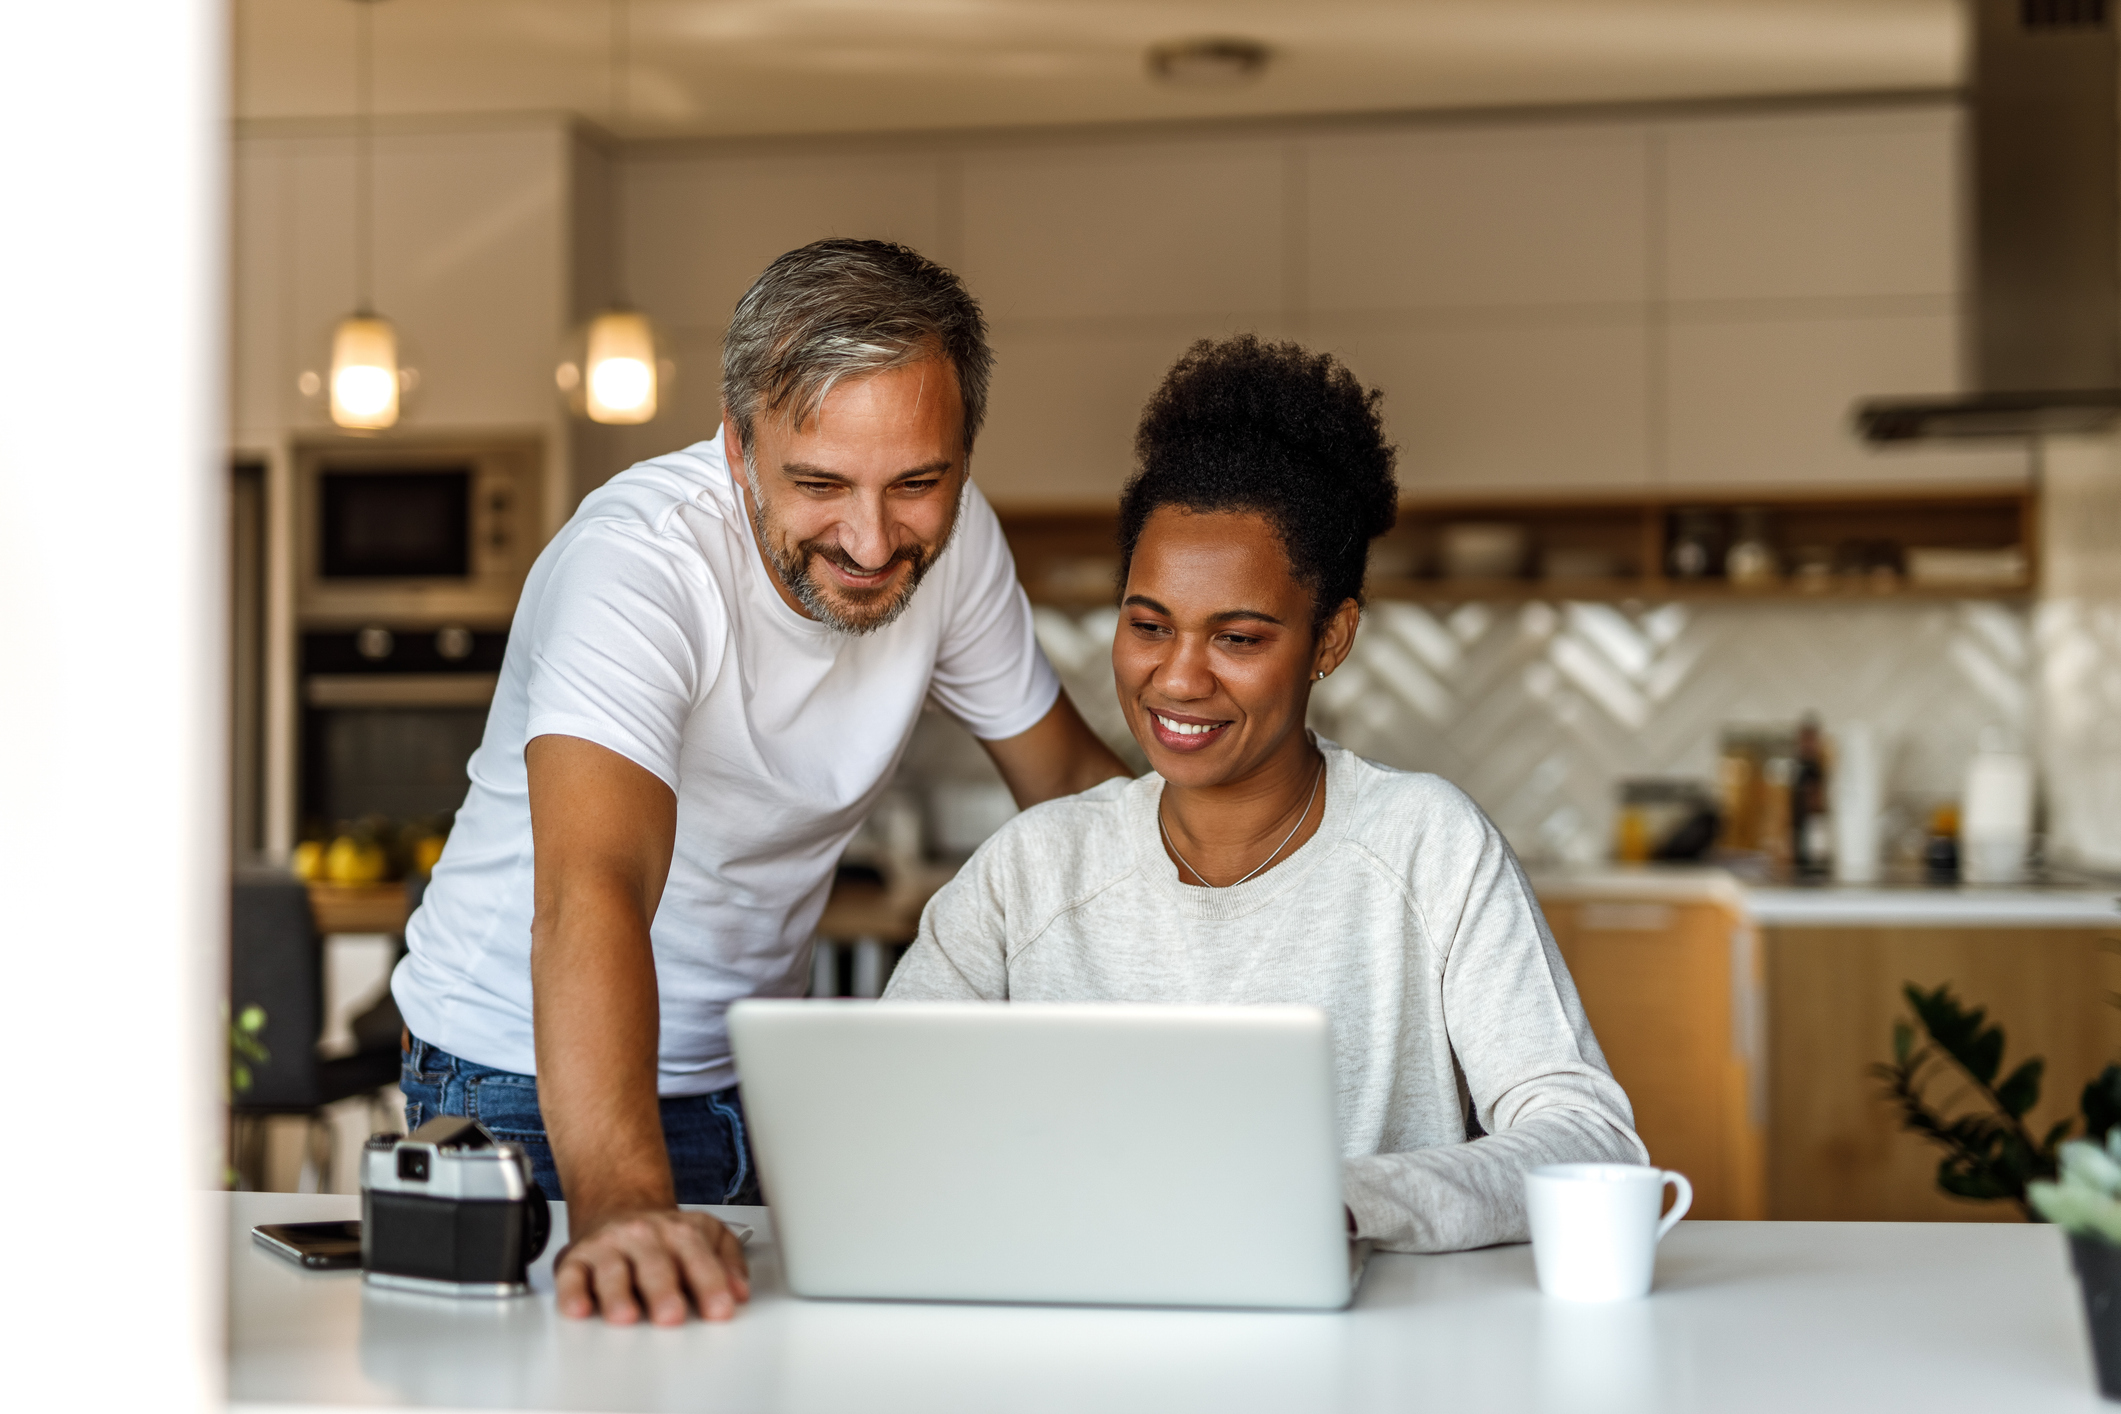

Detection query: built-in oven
xmin=300 ymin=626 xmax=507 ymax=838
xmin=295 ymin=437 xmax=542 ymax=629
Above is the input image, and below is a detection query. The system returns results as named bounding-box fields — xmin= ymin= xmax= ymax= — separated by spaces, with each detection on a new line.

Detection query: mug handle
xmin=1654 ymin=1170 xmax=1693 ymax=1242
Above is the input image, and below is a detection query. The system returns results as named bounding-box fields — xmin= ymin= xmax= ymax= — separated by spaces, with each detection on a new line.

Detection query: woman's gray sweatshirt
xmin=883 ymin=738 xmax=1647 ymax=1252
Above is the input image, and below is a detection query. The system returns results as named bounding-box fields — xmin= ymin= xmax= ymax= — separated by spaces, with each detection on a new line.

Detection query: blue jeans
xmin=398 ymin=1035 xmax=762 ymax=1206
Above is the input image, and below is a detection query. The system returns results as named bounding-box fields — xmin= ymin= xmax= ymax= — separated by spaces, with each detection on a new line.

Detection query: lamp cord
xmin=609 ymin=0 xmax=631 ymax=307
xmin=1158 ymin=756 xmax=1324 ymax=890
xmin=354 ymin=0 xmax=373 ymax=314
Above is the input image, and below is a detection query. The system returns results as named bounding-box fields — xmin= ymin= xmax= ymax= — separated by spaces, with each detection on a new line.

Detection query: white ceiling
xmin=234 ymin=0 xmax=1963 ymax=140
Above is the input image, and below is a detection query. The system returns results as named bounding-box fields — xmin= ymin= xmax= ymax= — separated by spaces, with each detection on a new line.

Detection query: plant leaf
xmin=2085 ymin=1064 xmax=2121 ymax=1143
xmin=1965 ymin=1026 xmax=2006 ymax=1087
xmin=1893 ymin=1020 xmax=1914 ymax=1066
xmin=1997 ymin=1058 xmax=2045 ymax=1119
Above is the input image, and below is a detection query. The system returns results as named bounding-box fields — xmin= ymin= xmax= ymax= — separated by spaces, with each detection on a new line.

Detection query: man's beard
xmin=749 ymin=484 xmax=962 ymax=636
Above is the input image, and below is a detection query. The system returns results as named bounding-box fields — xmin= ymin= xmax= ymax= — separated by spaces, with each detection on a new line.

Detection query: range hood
xmin=1856 ymin=0 xmax=2121 ymax=442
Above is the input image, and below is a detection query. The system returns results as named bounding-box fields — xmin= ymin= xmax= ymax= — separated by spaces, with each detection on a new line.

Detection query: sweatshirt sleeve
xmin=881 ymin=843 xmax=1014 ymax=1001
xmin=1341 ymin=787 xmax=1648 ymax=1253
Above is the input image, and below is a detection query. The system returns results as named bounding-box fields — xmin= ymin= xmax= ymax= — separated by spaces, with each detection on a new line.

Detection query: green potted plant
xmin=2032 ymin=1135 xmax=2121 ymax=1399
xmin=1875 ymin=982 xmax=2121 ymax=1216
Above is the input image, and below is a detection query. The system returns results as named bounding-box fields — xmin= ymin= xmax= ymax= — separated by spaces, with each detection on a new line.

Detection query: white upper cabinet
xmin=231 ymin=121 xmax=569 ymax=438
xmin=1659 ymin=105 xmax=2026 ymax=489
xmin=961 ymin=140 xmax=1285 ymax=322
xmin=955 ymin=139 xmax=1287 ymax=498
xmin=1665 ymin=310 xmax=2027 ymax=489
xmin=1663 ymin=108 xmax=1959 ymax=303
xmin=1306 ymin=124 xmax=1650 ymax=312
xmin=230 ymin=102 xmax=2023 ymax=499
xmin=625 ymin=150 xmax=945 ymax=332
xmin=1318 ymin=317 xmax=1650 ymax=494
xmin=1302 ymin=122 xmax=1653 ymax=493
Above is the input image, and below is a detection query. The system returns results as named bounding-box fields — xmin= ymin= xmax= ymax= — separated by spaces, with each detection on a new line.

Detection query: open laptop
xmin=726 ymin=999 xmax=1368 ymax=1310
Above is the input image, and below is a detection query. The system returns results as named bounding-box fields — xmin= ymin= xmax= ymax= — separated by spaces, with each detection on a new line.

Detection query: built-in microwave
xmin=295 ymin=437 xmax=543 ymax=628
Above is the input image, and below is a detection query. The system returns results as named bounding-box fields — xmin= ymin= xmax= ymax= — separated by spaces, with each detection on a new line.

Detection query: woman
xmin=884 ymin=335 xmax=1643 ymax=1252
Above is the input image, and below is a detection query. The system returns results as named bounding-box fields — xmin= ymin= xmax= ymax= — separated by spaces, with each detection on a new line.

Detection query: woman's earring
xmin=1315 ymin=670 xmax=1327 ymax=680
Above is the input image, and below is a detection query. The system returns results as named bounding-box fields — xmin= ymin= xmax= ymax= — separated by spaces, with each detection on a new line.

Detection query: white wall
xmin=608 ymin=101 xmax=2027 ymax=504
xmin=3 ymin=0 xmax=224 ymax=1407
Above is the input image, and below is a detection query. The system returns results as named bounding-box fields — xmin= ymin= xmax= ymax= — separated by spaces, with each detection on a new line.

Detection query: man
xmin=391 ymin=239 xmax=1127 ymax=1326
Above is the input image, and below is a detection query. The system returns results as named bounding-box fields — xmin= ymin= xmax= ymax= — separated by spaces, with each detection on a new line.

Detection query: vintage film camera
xmin=361 ymin=1116 xmax=551 ymax=1296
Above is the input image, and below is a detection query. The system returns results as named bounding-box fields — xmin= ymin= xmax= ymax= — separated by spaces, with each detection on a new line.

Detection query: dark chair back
xmin=229 ymin=871 xmax=326 ymax=1111
xmin=230 ymin=870 xmax=407 ymax=1114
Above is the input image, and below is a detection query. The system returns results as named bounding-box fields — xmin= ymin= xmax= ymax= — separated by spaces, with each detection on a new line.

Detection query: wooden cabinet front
xmin=1765 ymin=925 xmax=2121 ymax=1222
xmin=1541 ymin=897 xmax=1764 ymax=1219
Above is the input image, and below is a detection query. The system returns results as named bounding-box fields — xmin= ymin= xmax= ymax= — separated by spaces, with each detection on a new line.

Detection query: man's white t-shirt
xmin=392 ymin=431 xmax=1060 ymax=1094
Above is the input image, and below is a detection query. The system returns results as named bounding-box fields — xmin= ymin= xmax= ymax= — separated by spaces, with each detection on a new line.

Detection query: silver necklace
xmin=1159 ymin=758 xmax=1325 ymax=889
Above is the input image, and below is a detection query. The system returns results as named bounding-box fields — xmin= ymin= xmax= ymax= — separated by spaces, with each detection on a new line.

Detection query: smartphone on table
xmin=253 ymin=1220 xmax=363 ymax=1271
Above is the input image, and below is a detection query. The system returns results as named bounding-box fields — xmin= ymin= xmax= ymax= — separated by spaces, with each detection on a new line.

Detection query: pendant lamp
xmin=328 ymin=0 xmax=401 ymax=430
xmin=560 ymin=0 xmax=667 ymax=425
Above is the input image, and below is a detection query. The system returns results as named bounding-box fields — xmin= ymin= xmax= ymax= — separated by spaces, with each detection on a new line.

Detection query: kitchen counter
xmin=228 ymin=1192 xmax=2108 ymax=1413
xmin=1529 ymin=865 xmax=2121 ymax=927
xmin=1744 ymin=884 xmax=2121 ymax=926
xmin=1531 ymin=864 xmax=2121 ymax=1223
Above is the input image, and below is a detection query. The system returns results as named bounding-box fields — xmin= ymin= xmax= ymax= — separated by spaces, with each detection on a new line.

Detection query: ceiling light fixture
xmin=1146 ymin=37 xmax=1271 ymax=87
xmin=559 ymin=0 xmax=667 ymax=425
xmin=326 ymin=0 xmax=402 ymax=430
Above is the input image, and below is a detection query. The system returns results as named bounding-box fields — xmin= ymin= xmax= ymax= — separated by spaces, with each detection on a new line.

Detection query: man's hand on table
xmin=554 ymin=1204 xmax=751 ymax=1325
xmin=527 ymin=738 xmax=749 ymax=1325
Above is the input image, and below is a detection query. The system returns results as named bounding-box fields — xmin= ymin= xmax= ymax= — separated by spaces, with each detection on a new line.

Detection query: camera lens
xmin=397 ymin=1149 xmax=431 ymax=1182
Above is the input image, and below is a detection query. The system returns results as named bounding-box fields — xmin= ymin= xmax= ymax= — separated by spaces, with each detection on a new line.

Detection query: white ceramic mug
xmin=1525 ymin=1163 xmax=1691 ymax=1302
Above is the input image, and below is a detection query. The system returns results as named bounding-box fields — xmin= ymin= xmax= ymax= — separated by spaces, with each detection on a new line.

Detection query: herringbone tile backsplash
xmin=1031 ymin=598 xmax=2034 ymax=868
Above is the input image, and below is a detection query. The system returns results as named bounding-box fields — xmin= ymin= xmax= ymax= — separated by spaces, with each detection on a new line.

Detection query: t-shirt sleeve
xmin=520 ymin=523 xmax=722 ymax=791
xmin=925 ymin=483 xmax=1061 ymax=742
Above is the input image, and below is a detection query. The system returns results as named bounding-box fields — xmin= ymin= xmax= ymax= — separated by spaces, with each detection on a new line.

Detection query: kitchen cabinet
xmin=1663 ymin=108 xmax=1959 ymax=304
xmin=1304 ymin=124 xmax=1650 ymax=312
xmin=962 ymin=140 xmax=1285 ymax=323
xmin=232 ymin=121 xmax=574 ymax=437
xmin=613 ymin=98 xmax=2020 ymax=506
xmin=1658 ymin=107 xmax=2029 ymax=491
xmin=956 ymin=139 xmax=1288 ymax=506
xmin=1662 ymin=310 xmax=2030 ymax=491
xmin=1765 ymin=921 xmax=2121 ymax=1222
xmin=1534 ymin=876 xmax=2121 ymax=1225
xmin=1304 ymin=123 xmax=1653 ymax=497
xmin=1538 ymin=888 xmax=1765 ymax=1220
xmin=1308 ymin=318 xmax=1651 ymax=495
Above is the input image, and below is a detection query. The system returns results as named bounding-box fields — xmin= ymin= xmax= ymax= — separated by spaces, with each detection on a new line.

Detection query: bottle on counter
xmin=1924 ymin=802 xmax=1961 ymax=882
xmin=1962 ymin=731 xmax=2034 ymax=885
xmin=1790 ymin=714 xmax=1831 ymax=877
xmin=1829 ymin=720 xmax=1882 ymax=884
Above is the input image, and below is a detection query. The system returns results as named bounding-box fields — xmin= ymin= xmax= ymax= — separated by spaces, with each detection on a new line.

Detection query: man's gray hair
xmin=722 ymin=238 xmax=994 ymax=452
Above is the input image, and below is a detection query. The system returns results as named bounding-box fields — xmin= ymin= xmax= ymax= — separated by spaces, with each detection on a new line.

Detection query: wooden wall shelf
xmin=996 ymin=486 xmax=2037 ymax=609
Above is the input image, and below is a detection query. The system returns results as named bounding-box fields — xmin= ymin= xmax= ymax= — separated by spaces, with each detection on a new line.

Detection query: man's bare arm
xmin=527 ymin=733 xmax=749 ymax=1325
xmin=979 ymin=695 xmax=1129 ymax=809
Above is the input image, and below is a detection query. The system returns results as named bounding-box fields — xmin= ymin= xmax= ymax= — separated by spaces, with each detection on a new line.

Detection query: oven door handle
xmin=305 ymin=673 xmax=498 ymax=709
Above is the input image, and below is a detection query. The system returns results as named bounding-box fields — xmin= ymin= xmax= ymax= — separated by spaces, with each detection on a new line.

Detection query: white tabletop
xmin=226 ymin=1193 xmax=2110 ymax=1413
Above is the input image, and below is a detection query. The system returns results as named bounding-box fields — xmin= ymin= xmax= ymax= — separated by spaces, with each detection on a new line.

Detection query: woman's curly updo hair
xmin=1119 ymin=335 xmax=1398 ymax=634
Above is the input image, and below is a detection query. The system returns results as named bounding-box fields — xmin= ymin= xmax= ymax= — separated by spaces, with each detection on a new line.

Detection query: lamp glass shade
xmin=329 ymin=314 xmax=400 ymax=429
xmin=584 ymin=309 xmax=659 ymax=424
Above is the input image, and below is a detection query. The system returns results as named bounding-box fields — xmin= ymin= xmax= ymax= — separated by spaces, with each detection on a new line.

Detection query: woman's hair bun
xmin=1119 ymin=335 xmax=1398 ymax=629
